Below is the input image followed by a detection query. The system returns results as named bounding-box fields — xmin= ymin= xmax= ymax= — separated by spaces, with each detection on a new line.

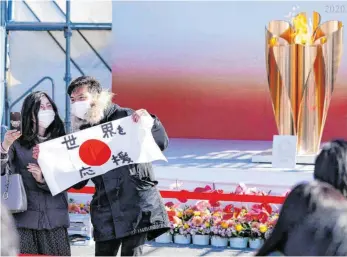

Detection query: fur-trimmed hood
xmin=71 ymin=90 xmax=114 ymax=132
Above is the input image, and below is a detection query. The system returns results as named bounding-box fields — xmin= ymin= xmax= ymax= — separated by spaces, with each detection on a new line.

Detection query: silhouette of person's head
xmin=314 ymin=139 xmax=347 ymax=197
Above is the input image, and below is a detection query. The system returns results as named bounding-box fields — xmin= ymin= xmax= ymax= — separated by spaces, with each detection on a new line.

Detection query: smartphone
xmin=10 ymin=112 xmax=21 ymax=131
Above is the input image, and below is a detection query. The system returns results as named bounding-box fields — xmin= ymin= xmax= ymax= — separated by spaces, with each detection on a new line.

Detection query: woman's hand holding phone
xmin=1 ymin=130 xmax=21 ymax=152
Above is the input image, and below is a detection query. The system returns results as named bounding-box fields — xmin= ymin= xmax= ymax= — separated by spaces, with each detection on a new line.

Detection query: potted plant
xmin=190 ymin=216 xmax=211 ymax=246
xmin=229 ymin=222 xmax=250 ymax=249
xmin=264 ymin=212 xmax=279 ymax=240
xmin=245 ymin=203 xmax=277 ymax=249
xmin=173 ymin=222 xmax=191 ymax=244
xmin=210 ymin=219 xmax=230 ymax=247
xmin=166 ymin=206 xmax=192 ymax=245
xmin=155 ymin=206 xmax=176 ymax=243
xmin=248 ymin=221 xmax=267 ymax=249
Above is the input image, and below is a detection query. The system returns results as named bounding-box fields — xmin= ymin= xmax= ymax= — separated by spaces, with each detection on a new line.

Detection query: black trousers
xmin=95 ymin=233 xmax=147 ymax=256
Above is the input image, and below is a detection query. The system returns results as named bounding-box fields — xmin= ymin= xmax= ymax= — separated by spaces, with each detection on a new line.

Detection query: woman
xmin=256 ymin=181 xmax=347 ymax=256
xmin=0 ymin=91 xmax=71 ymax=256
xmin=314 ymin=139 xmax=347 ymax=197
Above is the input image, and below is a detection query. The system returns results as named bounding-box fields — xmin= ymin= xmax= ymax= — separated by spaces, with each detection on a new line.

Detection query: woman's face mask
xmin=71 ymin=100 xmax=91 ymax=120
xmin=38 ymin=109 xmax=55 ymax=128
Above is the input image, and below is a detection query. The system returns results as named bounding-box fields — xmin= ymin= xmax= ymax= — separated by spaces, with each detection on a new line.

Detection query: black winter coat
xmin=73 ymin=104 xmax=170 ymax=242
xmin=1 ymin=141 xmax=70 ymax=230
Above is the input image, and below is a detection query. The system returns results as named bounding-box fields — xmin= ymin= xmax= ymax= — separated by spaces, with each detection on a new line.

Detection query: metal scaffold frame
xmin=1 ymin=0 xmax=112 ymax=134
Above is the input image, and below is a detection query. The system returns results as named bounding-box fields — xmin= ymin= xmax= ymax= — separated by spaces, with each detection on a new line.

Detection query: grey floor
xmin=71 ymin=242 xmax=255 ymax=256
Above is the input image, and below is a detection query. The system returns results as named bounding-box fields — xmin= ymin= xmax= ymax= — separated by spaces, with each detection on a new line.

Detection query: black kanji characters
xmin=101 ymin=122 xmax=127 ymax=138
xmin=112 ymin=151 xmax=133 ymax=166
xmin=79 ymin=166 xmax=96 ymax=179
xmin=101 ymin=122 xmax=117 ymax=138
xmin=61 ymin=135 xmax=79 ymax=150
xmin=112 ymin=155 xmax=121 ymax=165
xmin=117 ymin=125 xmax=126 ymax=135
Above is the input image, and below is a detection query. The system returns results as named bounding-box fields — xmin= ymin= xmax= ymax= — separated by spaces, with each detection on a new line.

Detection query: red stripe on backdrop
xmin=68 ymin=187 xmax=285 ymax=204
xmin=112 ymin=75 xmax=347 ymax=141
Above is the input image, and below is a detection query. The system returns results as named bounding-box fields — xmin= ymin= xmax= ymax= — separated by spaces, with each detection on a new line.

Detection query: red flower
xmin=258 ymin=212 xmax=269 ymax=223
xmin=167 ymin=210 xmax=176 ymax=222
xmin=165 ymin=202 xmax=174 ymax=207
xmin=261 ymin=203 xmax=272 ymax=215
xmin=234 ymin=207 xmax=241 ymax=218
xmin=194 ymin=185 xmax=212 ymax=193
xmin=209 ymin=201 xmax=221 ymax=207
xmin=223 ymin=204 xmax=234 ymax=213
xmin=222 ymin=213 xmax=234 ymax=220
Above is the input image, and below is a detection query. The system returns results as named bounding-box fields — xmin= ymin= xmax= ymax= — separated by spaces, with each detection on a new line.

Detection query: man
xmin=68 ymin=76 xmax=170 ymax=256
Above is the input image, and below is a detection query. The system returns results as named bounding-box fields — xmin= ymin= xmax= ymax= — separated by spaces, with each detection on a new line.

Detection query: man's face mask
xmin=38 ymin=110 xmax=55 ymax=128
xmin=71 ymin=100 xmax=91 ymax=120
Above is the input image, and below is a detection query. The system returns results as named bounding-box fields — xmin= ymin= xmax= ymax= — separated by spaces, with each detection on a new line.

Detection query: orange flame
xmin=292 ymin=13 xmax=312 ymax=45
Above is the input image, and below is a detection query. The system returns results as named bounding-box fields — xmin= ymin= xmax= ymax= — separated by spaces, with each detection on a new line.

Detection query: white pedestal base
xmin=251 ymin=150 xmax=316 ymax=165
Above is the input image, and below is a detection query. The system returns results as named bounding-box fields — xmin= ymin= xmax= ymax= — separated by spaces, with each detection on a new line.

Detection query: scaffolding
xmin=0 ymin=0 xmax=111 ymax=136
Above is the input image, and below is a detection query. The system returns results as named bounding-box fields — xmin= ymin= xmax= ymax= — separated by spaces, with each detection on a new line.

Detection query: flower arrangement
xmin=187 ymin=201 xmax=211 ymax=235
xmin=167 ymin=205 xmax=191 ymax=236
xmin=68 ymin=199 xmax=90 ymax=214
xmin=264 ymin=213 xmax=279 ymax=239
xmin=160 ymin=183 xmax=283 ymax=248
xmin=211 ymin=218 xmax=233 ymax=238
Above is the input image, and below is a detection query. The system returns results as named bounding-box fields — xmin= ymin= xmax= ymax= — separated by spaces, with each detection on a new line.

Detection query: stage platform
xmin=152 ymin=139 xmax=314 ymax=194
xmin=70 ymin=139 xmax=315 ymax=202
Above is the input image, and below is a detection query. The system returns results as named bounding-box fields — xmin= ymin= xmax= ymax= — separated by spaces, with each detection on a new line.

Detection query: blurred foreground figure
xmin=314 ymin=139 xmax=347 ymax=197
xmin=1 ymin=203 xmax=19 ymax=256
xmin=256 ymin=181 xmax=347 ymax=256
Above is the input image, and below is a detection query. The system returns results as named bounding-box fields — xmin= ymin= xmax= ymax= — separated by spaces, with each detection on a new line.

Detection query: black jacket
xmin=1 ymin=141 xmax=70 ymax=230
xmin=73 ymin=104 xmax=170 ymax=242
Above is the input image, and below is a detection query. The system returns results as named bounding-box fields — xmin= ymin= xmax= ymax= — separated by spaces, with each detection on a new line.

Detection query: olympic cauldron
xmin=265 ymin=12 xmax=343 ymax=155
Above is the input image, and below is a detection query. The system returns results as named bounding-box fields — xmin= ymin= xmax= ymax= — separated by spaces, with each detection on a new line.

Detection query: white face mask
xmin=38 ymin=110 xmax=55 ymax=128
xmin=71 ymin=100 xmax=91 ymax=120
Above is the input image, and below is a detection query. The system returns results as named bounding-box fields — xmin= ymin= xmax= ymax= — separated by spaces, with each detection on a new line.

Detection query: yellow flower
xmin=79 ymin=203 xmax=85 ymax=208
xmin=204 ymin=222 xmax=210 ymax=228
xmin=213 ymin=212 xmax=221 ymax=217
xmin=221 ymin=221 xmax=229 ymax=229
xmin=184 ymin=209 xmax=194 ymax=216
xmin=235 ymin=224 xmax=243 ymax=232
xmin=259 ymin=224 xmax=268 ymax=233
xmin=176 ymin=211 xmax=183 ymax=218
xmin=183 ymin=223 xmax=190 ymax=229
xmin=193 ymin=211 xmax=201 ymax=216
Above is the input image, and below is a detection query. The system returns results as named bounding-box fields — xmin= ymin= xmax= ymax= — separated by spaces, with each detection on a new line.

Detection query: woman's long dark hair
xmin=18 ymin=91 xmax=65 ymax=149
xmin=314 ymin=139 xmax=347 ymax=197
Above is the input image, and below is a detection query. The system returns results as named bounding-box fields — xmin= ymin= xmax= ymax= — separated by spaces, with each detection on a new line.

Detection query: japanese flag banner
xmin=37 ymin=115 xmax=167 ymax=196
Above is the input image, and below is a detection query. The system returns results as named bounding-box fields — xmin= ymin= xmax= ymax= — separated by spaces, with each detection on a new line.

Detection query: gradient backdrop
xmin=112 ymin=1 xmax=347 ymax=141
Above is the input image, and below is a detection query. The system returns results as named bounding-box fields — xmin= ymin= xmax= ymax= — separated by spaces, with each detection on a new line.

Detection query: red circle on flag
xmin=79 ymin=139 xmax=111 ymax=166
